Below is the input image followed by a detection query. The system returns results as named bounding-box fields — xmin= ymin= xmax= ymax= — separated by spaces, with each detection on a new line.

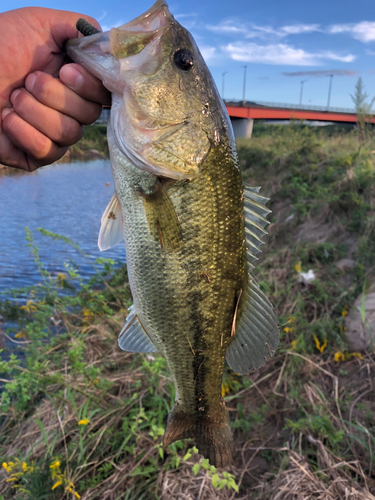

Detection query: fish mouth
xmin=66 ymin=0 xmax=173 ymax=92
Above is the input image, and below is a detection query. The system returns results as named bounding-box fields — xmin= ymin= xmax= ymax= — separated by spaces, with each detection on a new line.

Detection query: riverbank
xmin=0 ymin=124 xmax=374 ymax=499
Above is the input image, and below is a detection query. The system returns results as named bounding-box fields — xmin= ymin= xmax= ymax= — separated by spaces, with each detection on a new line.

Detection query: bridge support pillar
xmin=230 ymin=118 xmax=254 ymax=139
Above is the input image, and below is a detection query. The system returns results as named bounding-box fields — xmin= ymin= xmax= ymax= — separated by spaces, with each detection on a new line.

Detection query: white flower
xmin=298 ymin=269 xmax=316 ymax=285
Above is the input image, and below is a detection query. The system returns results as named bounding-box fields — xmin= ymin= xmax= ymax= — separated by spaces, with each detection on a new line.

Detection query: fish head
xmin=66 ymin=0 xmax=232 ymax=179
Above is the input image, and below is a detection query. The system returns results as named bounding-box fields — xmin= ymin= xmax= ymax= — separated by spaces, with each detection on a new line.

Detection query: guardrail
xmin=225 ymin=99 xmax=356 ymax=114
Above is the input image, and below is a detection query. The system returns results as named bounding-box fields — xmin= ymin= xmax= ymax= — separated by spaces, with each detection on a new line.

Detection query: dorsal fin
xmin=118 ymin=305 xmax=157 ymax=353
xmin=226 ymin=277 xmax=279 ymax=374
xmin=243 ymin=185 xmax=271 ymax=269
xmin=98 ymin=192 xmax=124 ymax=251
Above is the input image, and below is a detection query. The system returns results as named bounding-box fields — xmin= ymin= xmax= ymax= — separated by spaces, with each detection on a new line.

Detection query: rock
xmin=88 ymin=149 xmax=102 ymax=157
xmin=336 ymin=258 xmax=356 ymax=272
xmin=345 ymin=284 xmax=375 ymax=351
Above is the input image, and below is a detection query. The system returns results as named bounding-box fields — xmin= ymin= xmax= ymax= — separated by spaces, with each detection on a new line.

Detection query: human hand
xmin=0 ymin=7 xmax=111 ymax=171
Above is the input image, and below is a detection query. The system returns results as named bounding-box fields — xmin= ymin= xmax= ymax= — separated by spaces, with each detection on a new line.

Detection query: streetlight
xmin=222 ymin=71 xmax=228 ymax=101
xmin=299 ymin=79 xmax=307 ymax=106
xmin=327 ymin=74 xmax=334 ymax=111
xmin=241 ymin=65 xmax=247 ymax=105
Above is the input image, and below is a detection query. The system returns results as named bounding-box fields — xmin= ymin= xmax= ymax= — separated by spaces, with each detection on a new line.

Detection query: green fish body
xmin=67 ymin=0 xmax=279 ymax=467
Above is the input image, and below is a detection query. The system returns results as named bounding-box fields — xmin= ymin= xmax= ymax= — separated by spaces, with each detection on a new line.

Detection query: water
xmin=0 ymin=160 xmax=126 ymax=299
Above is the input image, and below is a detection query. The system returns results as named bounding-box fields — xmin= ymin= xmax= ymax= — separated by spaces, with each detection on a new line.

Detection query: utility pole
xmin=327 ymin=74 xmax=334 ymax=111
xmin=222 ymin=71 xmax=228 ymax=101
xmin=299 ymin=79 xmax=307 ymax=106
xmin=242 ymin=65 xmax=247 ymax=105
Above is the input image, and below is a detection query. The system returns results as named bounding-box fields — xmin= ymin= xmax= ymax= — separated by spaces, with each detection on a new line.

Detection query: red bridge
xmin=225 ymin=100 xmax=374 ymax=138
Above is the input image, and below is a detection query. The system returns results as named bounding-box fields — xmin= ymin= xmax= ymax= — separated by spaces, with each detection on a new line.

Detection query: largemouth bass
xmin=67 ymin=0 xmax=279 ymax=467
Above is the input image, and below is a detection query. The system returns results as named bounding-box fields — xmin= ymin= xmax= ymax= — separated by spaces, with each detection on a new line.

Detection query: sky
xmin=2 ymin=0 xmax=375 ymax=109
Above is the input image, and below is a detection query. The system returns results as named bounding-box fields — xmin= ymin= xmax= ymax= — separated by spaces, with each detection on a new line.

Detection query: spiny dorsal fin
xmin=98 ymin=192 xmax=124 ymax=251
xmin=118 ymin=305 xmax=157 ymax=353
xmin=226 ymin=277 xmax=279 ymax=374
xmin=142 ymin=184 xmax=182 ymax=253
xmin=243 ymin=185 xmax=271 ymax=268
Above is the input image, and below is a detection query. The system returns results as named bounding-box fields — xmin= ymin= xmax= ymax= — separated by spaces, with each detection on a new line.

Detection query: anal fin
xmin=118 ymin=305 xmax=157 ymax=353
xmin=226 ymin=277 xmax=279 ymax=375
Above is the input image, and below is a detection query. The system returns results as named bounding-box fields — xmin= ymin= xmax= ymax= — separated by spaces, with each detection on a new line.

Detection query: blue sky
xmin=2 ymin=0 xmax=375 ymax=109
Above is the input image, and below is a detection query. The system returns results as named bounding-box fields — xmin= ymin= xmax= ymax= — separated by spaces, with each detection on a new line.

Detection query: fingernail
xmin=60 ymin=65 xmax=84 ymax=89
xmin=1 ymin=108 xmax=13 ymax=120
xmin=10 ymin=89 xmax=21 ymax=104
xmin=25 ymin=73 xmax=37 ymax=93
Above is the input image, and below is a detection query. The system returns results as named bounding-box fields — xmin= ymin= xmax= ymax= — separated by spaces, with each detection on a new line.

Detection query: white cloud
xmin=280 ymin=24 xmax=320 ymax=35
xmin=206 ymin=21 xmax=320 ymax=39
xmin=97 ymin=10 xmax=107 ymax=22
xmin=101 ymin=20 xmax=125 ymax=32
xmin=223 ymin=42 xmax=356 ymax=66
xmin=199 ymin=46 xmax=217 ymax=62
xmin=328 ymin=22 xmax=375 ymax=43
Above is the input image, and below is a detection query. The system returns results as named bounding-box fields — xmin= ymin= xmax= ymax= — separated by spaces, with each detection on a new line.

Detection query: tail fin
xmin=163 ymin=404 xmax=234 ymax=468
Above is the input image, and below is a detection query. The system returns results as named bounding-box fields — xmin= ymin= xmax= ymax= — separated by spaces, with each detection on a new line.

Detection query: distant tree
xmin=350 ymin=77 xmax=374 ymax=142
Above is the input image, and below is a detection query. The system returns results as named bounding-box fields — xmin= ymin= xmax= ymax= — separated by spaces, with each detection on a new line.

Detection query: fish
xmin=66 ymin=0 xmax=279 ymax=468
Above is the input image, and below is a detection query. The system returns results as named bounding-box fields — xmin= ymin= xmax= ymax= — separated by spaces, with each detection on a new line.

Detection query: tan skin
xmin=0 ymin=7 xmax=111 ymax=171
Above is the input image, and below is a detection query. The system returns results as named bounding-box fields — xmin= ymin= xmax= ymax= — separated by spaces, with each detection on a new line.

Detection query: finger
xmin=0 ymin=108 xmax=33 ymax=171
xmin=60 ymin=64 xmax=111 ymax=106
xmin=2 ymin=107 xmax=68 ymax=167
xmin=25 ymin=71 xmax=104 ymax=124
xmin=10 ymin=88 xmax=83 ymax=147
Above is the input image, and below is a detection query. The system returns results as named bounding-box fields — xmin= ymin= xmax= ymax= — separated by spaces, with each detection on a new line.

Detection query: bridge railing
xmin=225 ymin=99 xmax=356 ymax=115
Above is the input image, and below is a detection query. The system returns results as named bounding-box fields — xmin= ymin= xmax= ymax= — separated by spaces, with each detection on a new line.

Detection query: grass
xmin=0 ymin=122 xmax=374 ymax=499
xmin=67 ymin=125 xmax=109 ymax=160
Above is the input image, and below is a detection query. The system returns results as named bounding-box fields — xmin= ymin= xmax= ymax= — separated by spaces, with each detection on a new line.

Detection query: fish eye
xmin=173 ymin=48 xmax=194 ymax=71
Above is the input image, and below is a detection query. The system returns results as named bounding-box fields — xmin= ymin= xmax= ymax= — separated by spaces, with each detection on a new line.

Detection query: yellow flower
xmin=283 ymin=326 xmax=294 ymax=333
xmin=22 ymin=462 xmax=28 ymax=472
xmin=291 ymin=340 xmax=297 ymax=350
xmin=341 ymin=307 xmax=348 ymax=317
xmin=20 ymin=300 xmax=37 ymax=313
xmin=74 ymin=492 xmax=81 ymax=499
xmin=15 ymin=331 xmax=27 ymax=339
xmin=49 ymin=460 xmax=60 ymax=470
xmin=52 ymin=480 xmax=63 ymax=490
xmin=55 ymin=273 xmax=68 ymax=285
xmin=221 ymin=383 xmax=230 ymax=397
xmin=334 ymin=352 xmax=345 ymax=362
xmin=2 ymin=461 xmax=14 ymax=473
xmin=313 ymin=334 xmax=327 ymax=353
xmin=295 ymin=261 xmax=302 ymax=274
xmin=78 ymin=418 xmax=90 ymax=426
xmin=352 ymin=352 xmax=363 ymax=360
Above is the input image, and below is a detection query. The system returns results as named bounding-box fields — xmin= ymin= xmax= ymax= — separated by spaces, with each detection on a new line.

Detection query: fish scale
xmin=67 ymin=0 xmax=279 ymax=467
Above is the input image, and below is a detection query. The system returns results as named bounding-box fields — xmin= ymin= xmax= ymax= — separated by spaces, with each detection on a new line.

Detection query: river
xmin=0 ymin=159 xmax=126 ymax=300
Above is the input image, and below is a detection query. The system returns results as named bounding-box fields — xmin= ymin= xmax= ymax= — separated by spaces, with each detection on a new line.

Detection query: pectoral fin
xmin=118 ymin=305 xmax=157 ymax=353
xmin=98 ymin=192 xmax=124 ymax=251
xmin=142 ymin=183 xmax=182 ymax=252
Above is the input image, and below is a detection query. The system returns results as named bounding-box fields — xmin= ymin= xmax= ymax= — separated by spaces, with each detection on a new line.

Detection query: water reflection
xmin=0 ymin=160 xmax=126 ymax=299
